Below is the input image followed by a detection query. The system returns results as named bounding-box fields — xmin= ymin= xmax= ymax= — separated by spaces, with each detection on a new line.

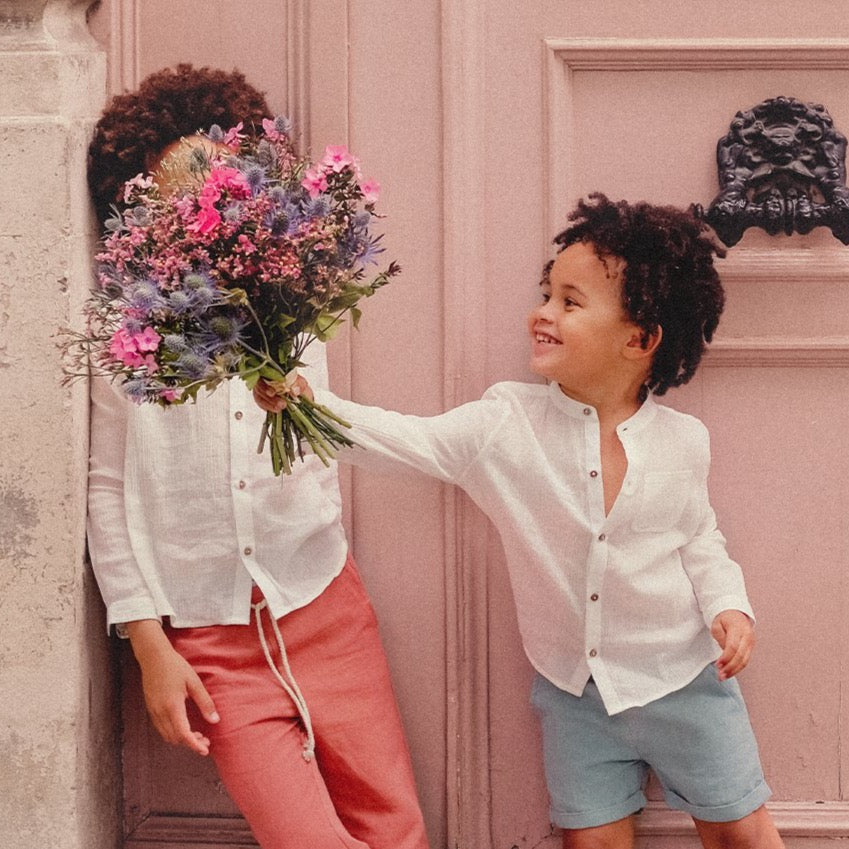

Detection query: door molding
xmin=543 ymin=37 xmax=849 ymax=250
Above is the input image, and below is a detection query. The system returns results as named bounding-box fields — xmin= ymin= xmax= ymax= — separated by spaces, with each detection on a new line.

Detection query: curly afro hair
xmin=88 ymin=64 xmax=270 ymax=224
xmin=551 ymin=193 xmax=727 ymax=396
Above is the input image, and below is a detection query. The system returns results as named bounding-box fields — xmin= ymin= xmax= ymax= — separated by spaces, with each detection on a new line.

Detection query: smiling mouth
xmin=534 ymin=331 xmax=562 ymax=345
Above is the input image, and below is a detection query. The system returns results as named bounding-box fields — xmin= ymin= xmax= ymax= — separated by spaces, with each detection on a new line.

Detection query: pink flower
xmin=302 ymin=167 xmax=328 ymax=198
xmin=208 ymin=166 xmax=250 ymax=195
xmin=223 ymin=122 xmax=245 ymax=149
xmin=187 ymin=205 xmax=222 ymax=235
xmin=262 ymin=118 xmax=283 ymax=141
xmin=122 ymin=174 xmax=154 ymax=203
xmin=359 ymin=178 xmax=380 ymax=204
xmin=237 ymin=234 xmax=258 ymax=254
xmin=135 ymin=326 xmax=162 ymax=352
xmin=108 ymin=326 xmax=162 ymax=369
xmin=321 ymin=145 xmax=354 ymax=173
xmin=160 ymin=388 xmax=181 ymax=403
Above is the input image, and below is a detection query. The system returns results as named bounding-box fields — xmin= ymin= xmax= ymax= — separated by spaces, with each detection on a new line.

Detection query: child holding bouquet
xmin=256 ymin=194 xmax=785 ymax=849
xmin=86 ymin=65 xmax=429 ymax=849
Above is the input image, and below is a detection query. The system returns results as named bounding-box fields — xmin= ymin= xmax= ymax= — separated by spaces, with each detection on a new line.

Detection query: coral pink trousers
xmin=167 ymin=555 xmax=430 ymax=849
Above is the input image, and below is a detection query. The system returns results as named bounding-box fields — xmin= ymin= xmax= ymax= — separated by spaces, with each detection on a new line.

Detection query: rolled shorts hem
xmin=551 ymin=789 xmax=647 ymax=830
xmin=664 ymin=780 xmax=772 ymax=823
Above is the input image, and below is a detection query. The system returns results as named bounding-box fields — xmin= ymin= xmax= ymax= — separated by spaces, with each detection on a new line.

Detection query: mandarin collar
xmin=545 ymin=381 xmax=658 ymax=434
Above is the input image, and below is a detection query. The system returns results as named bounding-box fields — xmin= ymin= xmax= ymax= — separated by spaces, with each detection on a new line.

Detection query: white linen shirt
xmin=315 ymin=380 xmax=754 ymax=715
xmin=88 ymin=344 xmax=348 ymax=631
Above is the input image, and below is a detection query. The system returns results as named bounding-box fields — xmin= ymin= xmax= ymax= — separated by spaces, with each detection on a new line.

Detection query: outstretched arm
xmin=254 ymin=377 xmax=505 ymax=484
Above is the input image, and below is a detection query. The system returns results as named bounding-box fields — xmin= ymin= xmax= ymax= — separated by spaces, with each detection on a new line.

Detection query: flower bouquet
xmin=64 ymin=117 xmax=399 ymax=475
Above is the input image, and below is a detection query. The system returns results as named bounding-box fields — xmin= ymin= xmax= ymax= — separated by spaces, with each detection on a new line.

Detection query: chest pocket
xmin=631 ymin=470 xmax=693 ymax=533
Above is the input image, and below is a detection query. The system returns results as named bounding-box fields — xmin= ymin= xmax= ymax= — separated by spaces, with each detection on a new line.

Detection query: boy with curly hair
xmin=87 ymin=65 xmax=430 ymax=849
xmin=257 ymin=193 xmax=785 ymax=848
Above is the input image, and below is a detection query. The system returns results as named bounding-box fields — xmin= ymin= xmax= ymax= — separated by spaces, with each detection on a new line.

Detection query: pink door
xmin=90 ymin=2 xmax=849 ymax=847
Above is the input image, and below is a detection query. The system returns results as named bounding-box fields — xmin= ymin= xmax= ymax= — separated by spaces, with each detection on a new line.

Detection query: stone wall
xmin=0 ymin=2 xmax=119 ymax=847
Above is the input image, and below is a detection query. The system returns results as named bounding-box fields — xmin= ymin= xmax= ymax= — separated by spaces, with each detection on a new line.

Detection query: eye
xmin=564 ymin=297 xmax=578 ymax=308
xmin=540 ymin=291 xmax=551 ymax=303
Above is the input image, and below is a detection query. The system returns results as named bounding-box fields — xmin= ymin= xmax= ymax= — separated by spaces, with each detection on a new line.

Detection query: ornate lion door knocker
xmin=694 ymin=96 xmax=849 ymax=246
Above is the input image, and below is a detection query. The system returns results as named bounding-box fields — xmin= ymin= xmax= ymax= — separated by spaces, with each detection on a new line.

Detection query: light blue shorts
xmin=530 ymin=664 xmax=771 ymax=830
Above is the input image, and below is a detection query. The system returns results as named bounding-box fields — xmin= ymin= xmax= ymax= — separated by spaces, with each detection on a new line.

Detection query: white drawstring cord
xmin=252 ymin=598 xmax=316 ymax=762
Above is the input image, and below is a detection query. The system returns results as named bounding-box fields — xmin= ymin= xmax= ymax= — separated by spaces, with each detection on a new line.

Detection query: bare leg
xmin=562 ymin=815 xmax=636 ymax=849
xmin=693 ymin=805 xmax=785 ymax=849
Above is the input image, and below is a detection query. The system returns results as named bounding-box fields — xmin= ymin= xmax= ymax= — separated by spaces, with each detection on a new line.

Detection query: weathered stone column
xmin=0 ymin=2 xmax=119 ymax=847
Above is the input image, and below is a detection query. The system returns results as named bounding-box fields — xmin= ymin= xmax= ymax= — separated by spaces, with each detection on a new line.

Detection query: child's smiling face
xmin=528 ymin=241 xmax=644 ymax=397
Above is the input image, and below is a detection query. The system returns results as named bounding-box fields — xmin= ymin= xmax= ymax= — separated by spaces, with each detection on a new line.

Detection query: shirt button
xmin=238 ymin=480 xmax=247 ymax=490
xmin=598 ymin=533 xmax=606 ymax=542
xmin=589 ymin=470 xmax=598 ymax=478
xmin=234 ymin=411 xmax=244 ymax=420
xmin=590 ymin=593 xmax=599 ymax=602
xmin=583 ymin=407 xmax=592 ymax=416
xmin=589 ymin=649 xmax=598 ymax=658
xmin=243 ymin=546 xmax=253 ymax=556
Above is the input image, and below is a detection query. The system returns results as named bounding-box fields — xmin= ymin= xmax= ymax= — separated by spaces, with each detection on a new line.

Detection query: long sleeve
xmin=678 ymin=430 xmax=754 ymax=628
xmin=314 ymin=388 xmax=505 ymax=485
xmin=87 ymin=376 xmax=159 ymax=630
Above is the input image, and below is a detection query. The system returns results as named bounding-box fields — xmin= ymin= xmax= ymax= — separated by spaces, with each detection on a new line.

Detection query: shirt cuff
xmin=701 ymin=596 xmax=756 ymax=629
xmin=106 ymin=599 xmax=161 ymax=636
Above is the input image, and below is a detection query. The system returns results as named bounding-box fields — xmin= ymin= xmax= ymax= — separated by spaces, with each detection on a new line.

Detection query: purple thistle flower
xmin=176 ymin=350 xmax=212 ymax=380
xmin=243 ymin=164 xmax=268 ymax=195
xmin=181 ymin=270 xmax=219 ymax=308
xmin=168 ymin=290 xmax=193 ymax=314
xmin=223 ymin=203 xmax=244 ymax=223
xmin=123 ymin=378 xmax=152 ymax=404
xmin=255 ymin=139 xmax=278 ymax=168
xmin=122 ymin=317 xmax=143 ymax=335
xmin=198 ymin=314 xmax=246 ymax=352
xmin=273 ymin=116 xmax=293 ymax=135
xmin=305 ymin=195 xmax=331 ymax=219
xmin=128 ymin=279 xmax=163 ymax=312
xmin=269 ymin=186 xmax=290 ymax=205
xmin=125 ymin=205 xmax=152 ymax=227
xmin=163 ymin=333 xmax=189 ymax=353
xmin=207 ymin=124 xmax=225 ymax=143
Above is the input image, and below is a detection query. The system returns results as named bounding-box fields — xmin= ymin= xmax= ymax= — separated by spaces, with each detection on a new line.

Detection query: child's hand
xmin=126 ymin=620 xmax=220 ymax=756
xmin=710 ymin=609 xmax=755 ymax=680
xmin=253 ymin=375 xmax=314 ymax=413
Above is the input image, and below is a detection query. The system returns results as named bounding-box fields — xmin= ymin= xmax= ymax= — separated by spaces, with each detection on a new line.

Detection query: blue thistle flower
xmin=305 ymin=195 xmax=331 ymax=219
xmin=168 ymin=290 xmax=193 ymax=314
xmin=128 ymin=279 xmax=163 ymax=312
xmin=268 ymin=186 xmax=290 ymax=205
xmin=284 ymin=203 xmax=305 ymax=236
xmin=198 ymin=314 xmax=246 ymax=352
xmin=223 ymin=203 xmax=244 ymax=223
xmin=163 ymin=333 xmax=189 ymax=353
xmin=357 ymin=233 xmax=386 ymax=266
xmin=207 ymin=124 xmax=225 ymax=143
xmin=123 ymin=318 xmax=143 ymax=335
xmin=353 ymin=211 xmax=372 ymax=231
xmin=176 ymin=350 xmax=212 ymax=380
xmin=255 ymin=139 xmax=278 ymax=168
xmin=181 ymin=270 xmax=219 ymax=308
xmin=273 ymin=116 xmax=293 ymax=135
xmin=182 ymin=270 xmax=216 ymax=292
xmin=125 ymin=205 xmax=151 ymax=228
xmin=123 ymin=378 xmax=152 ymax=404
xmin=243 ymin=164 xmax=268 ymax=196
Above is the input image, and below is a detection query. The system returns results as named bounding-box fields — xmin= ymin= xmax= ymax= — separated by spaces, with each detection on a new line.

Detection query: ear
xmin=623 ymin=325 xmax=662 ymax=360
